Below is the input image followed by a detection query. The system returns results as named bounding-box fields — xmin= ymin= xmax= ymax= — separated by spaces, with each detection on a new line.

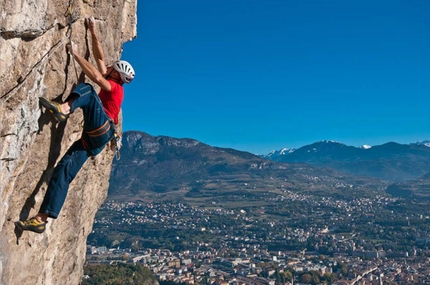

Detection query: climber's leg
xmin=14 ymin=140 xmax=87 ymax=233
xmin=38 ymin=139 xmax=89 ymax=219
xmin=67 ymin=83 xmax=109 ymax=131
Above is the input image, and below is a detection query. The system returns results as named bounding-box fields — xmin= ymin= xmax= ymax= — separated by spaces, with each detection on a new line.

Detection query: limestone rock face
xmin=0 ymin=1 xmax=136 ymax=284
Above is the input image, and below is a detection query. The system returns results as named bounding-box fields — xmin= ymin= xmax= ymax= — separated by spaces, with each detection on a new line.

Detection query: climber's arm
xmin=68 ymin=43 xmax=111 ymax=92
xmin=87 ymin=17 xmax=107 ymax=76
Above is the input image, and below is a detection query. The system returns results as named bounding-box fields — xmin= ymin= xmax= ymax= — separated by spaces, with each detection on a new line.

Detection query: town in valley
xmin=85 ymin=188 xmax=430 ymax=284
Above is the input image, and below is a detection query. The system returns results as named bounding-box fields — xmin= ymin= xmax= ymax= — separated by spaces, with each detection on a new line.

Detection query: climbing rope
xmin=0 ymin=38 xmax=69 ymax=102
xmin=1 ymin=2 xmax=79 ymax=102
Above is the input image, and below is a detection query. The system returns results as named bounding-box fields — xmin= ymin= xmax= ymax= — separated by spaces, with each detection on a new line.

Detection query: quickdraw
xmin=64 ymin=0 xmax=79 ymax=82
xmin=64 ymin=2 xmax=74 ymax=38
xmin=113 ymin=133 xmax=121 ymax=160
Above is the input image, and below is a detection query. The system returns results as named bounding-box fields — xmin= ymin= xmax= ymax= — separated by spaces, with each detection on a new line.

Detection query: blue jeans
xmin=40 ymin=83 xmax=114 ymax=219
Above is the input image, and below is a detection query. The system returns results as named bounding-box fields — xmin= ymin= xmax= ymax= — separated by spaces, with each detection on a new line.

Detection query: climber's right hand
xmin=87 ymin=17 xmax=96 ymax=34
xmin=67 ymin=41 xmax=78 ymax=55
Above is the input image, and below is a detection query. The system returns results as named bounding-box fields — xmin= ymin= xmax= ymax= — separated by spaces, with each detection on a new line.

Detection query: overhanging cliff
xmin=0 ymin=1 xmax=137 ymax=284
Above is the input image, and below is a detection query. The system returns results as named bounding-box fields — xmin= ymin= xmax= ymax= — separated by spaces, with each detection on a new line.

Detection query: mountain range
xmin=108 ymin=131 xmax=430 ymax=202
xmin=262 ymin=140 xmax=430 ymax=181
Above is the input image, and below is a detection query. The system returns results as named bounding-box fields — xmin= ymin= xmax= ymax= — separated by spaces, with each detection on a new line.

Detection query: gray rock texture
xmin=0 ymin=1 xmax=137 ymax=284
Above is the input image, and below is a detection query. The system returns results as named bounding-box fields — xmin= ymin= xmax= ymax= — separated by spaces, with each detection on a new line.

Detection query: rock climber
xmin=15 ymin=17 xmax=135 ymax=233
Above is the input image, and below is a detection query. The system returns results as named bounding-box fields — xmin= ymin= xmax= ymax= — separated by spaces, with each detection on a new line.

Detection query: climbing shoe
xmin=39 ymin=97 xmax=68 ymax=122
xmin=15 ymin=217 xmax=46 ymax=234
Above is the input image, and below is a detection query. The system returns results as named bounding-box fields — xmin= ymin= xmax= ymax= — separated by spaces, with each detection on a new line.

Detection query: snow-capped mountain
xmin=414 ymin=140 xmax=430 ymax=148
xmin=265 ymin=147 xmax=296 ymax=159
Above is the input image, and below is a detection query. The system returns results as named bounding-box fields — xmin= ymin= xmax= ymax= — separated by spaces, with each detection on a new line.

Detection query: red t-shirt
xmin=98 ymin=79 xmax=124 ymax=125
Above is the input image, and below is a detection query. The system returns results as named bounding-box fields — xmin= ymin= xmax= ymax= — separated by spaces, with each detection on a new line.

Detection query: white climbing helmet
xmin=113 ymin=60 xmax=135 ymax=84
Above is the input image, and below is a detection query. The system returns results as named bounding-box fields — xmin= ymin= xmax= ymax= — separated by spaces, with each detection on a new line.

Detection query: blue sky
xmin=121 ymin=0 xmax=429 ymax=155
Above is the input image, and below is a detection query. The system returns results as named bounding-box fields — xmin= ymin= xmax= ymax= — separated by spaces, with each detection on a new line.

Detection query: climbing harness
xmin=86 ymin=120 xmax=112 ymax=138
xmin=64 ymin=0 xmax=79 ymax=82
xmin=81 ymin=119 xmax=112 ymax=155
xmin=81 ymin=119 xmax=121 ymax=160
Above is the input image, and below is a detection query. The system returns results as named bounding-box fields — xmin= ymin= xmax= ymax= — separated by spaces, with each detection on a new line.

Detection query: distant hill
xmin=386 ymin=172 xmax=430 ymax=199
xmin=262 ymin=140 xmax=430 ymax=181
xmin=109 ymin=131 xmax=386 ymax=203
